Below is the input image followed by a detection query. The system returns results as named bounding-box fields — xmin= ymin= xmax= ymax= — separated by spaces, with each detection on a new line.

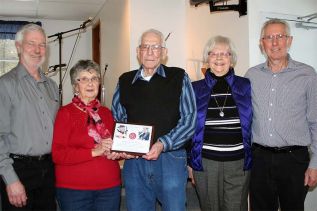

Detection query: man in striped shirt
xmin=111 ymin=29 xmax=197 ymax=211
xmin=246 ymin=18 xmax=317 ymax=211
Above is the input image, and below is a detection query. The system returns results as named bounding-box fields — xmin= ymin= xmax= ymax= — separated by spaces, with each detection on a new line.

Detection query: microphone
xmin=81 ymin=17 xmax=93 ymax=28
xmin=45 ymin=64 xmax=66 ymax=76
xmin=49 ymin=63 xmax=66 ymax=70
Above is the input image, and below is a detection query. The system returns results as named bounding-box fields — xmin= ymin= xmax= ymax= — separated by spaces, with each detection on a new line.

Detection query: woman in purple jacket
xmin=188 ymin=35 xmax=252 ymax=211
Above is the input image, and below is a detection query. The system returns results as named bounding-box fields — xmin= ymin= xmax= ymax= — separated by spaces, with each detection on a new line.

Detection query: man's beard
xmin=23 ymin=55 xmax=45 ymax=70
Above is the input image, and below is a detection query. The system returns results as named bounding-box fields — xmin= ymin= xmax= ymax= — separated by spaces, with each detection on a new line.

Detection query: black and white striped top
xmin=202 ymin=73 xmax=244 ymax=161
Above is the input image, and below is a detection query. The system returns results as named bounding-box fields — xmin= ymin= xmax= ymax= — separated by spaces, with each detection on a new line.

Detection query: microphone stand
xmin=100 ymin=64 xmax=108 ymax=106
xmin=48 ymin=24 xmax=86 ymax=106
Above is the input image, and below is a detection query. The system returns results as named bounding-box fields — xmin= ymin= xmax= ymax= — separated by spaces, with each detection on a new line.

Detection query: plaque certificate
xmin=111 ymin=123 xmax=154 ymax=155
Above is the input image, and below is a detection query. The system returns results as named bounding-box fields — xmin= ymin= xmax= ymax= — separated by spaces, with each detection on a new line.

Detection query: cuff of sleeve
xmin=309 ymin=153 xmax=317 ymax=169
xmin=2 ymin=168 xmax=19 ymax=186
xmin=159 ymin=136 xmax=172 ymax=152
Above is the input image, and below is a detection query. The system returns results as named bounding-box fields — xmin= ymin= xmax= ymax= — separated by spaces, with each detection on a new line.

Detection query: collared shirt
xmin=111 ymin=64 xmax=197 ymax=152
xmin=0 ymin=63 xmax=59 ymax=185
xmin=245 ymin=55 xmax=317 ymax=168
xmin=132 ymin=65 xmax=165 ymax=83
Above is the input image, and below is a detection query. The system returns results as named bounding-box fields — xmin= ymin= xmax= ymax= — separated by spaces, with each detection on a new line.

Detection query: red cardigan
xmin=52 ymin=103 xmax=121 ymax=190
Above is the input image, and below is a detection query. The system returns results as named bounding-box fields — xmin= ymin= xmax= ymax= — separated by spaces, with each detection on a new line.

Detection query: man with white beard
xmin=0 ymin=23 xmax=59 ymax=210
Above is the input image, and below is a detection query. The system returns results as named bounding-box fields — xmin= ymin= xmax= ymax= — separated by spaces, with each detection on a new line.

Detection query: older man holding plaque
xmin=111 ymin=28 xmax=197 ymax=211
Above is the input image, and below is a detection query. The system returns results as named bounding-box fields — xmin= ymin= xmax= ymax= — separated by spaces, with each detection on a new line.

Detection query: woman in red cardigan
xmin=52 ymin=60 xmax=121 ymax=211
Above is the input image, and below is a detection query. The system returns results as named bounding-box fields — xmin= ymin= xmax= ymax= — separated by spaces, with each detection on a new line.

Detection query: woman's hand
xmin=91 ymin=138 xmax=113 ymax=157
xmin=120 ymin=152 xmax=139 ymax=159
xmin=188 ymin=166 xmax=195 ymax=185
xmin=105 ymin=151 xmax=122 ymax=160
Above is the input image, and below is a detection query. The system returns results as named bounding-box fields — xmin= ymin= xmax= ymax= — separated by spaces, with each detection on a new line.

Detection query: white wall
xmin=98 ymin=0 xmax=186 ymax=107
xmin=101 ymin=0 xmax=248 ymax=107
xmin=248 ymin=0 xmax=317 ymax=69
xmin=130 ymin=0 xmax=186 ymax=70
xmin=185 ymin=1 xmax=249 ymax=80
xmin=129 ymin=0 xmax=249 ymax=81
xmin=97 ymin=0 xmax=130 ymax=107
xmin=248 ymin=1 xmax=317 ymax=210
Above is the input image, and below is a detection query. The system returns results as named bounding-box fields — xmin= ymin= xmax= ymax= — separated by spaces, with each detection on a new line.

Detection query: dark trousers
xmin=0 ymin=156 xmax=56 ymax=211
xmin=250 ymin=145 xmax=309 ymax=211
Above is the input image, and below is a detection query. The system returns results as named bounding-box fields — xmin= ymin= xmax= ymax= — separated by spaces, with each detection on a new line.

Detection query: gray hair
xmin=259 ymin=19 xmax=291 ymax=55
xmin=260 ymin=18 xmax=291 ymax=39
xmin=138 ymin=28 xmax=166 ymax=47
xmin=15 ymin=23 xmax=46 ymax=44
xmin=70 ymin=60 xmax=101 ymax=85
xmin=203 ymin=35 xmax=237 ymax=67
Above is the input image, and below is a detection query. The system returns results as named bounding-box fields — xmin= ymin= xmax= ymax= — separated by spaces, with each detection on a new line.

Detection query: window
xmin=0 ymin=39 xmax=18 ymax=77
xmin=0 ymin=20 xmax=41 ymax=77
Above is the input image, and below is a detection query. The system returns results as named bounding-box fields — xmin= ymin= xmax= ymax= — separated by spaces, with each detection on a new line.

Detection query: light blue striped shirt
xmin=245 ymin=56 xmax=317 ymax=168
xmin=111 ymin=65 xmax=197 ymax=152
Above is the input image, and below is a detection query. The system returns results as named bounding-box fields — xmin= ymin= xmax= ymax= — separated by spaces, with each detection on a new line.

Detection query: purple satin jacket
xmin=188 ymin=69 xmax=252 ymax=171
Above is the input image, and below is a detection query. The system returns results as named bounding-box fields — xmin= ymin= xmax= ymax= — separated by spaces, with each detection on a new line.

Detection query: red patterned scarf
xmin=72 ymin=96 xmax=111 ymax=143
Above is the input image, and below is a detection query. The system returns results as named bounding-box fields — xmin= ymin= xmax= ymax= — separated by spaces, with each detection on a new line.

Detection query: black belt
xmin=252 ymin=143 xmax=307 ymax=153
xmin=9 ymin=153 xmax=51 ymax=161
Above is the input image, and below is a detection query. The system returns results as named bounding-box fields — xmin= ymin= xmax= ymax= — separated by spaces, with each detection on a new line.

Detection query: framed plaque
xmin=111 ymin=122 xmax=154 ymax=155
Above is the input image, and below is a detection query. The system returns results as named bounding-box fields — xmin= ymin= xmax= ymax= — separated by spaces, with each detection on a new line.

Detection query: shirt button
xmin=271 ymin=88 xmax=275 ymax=91
xmin=269 ymin=118 xmax=272 ymax=121
xmin=270 ymin=134 xmax=273 ymax=137
xmin=270 ymin=103 xmax=273 ymax=106
xmin=273 ymin=75 xmax=277 ymax=77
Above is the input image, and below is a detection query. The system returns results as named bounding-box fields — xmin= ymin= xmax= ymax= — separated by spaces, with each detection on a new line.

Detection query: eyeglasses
xmin=208 ymin=52 xmax=231 ymax=58
xmin=262 ymin=34 xmax=289 ymax=42
xmin=76 ymin=76 xmax=100 ymax=84
xmin=139 ymin=44 xmax=164 ymax=53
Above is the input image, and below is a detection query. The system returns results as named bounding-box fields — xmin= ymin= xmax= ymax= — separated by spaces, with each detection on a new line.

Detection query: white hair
xmin=15 ymin=23 xmax=46 ymax=44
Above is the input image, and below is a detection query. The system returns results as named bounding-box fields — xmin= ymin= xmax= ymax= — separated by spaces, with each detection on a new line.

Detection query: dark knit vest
xmin=119 ymin=66 xmax=184 ymax=141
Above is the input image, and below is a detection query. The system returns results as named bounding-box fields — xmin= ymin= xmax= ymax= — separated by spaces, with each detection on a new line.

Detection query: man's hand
xmin=6 ymin=181 xmax=27 ymax=207
xmin=305 ymin=168 xmax=317 ymax=187
xmin=142 ymin=140 xmax=164 ymax=160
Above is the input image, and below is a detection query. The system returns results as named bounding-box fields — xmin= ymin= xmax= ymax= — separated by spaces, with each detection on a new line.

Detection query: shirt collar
xmin=205 ymin=68 xmax=235 ymax=88
xmin=17 ymin=63 xmax=47 ymax=82
xmin=131 ymin=64 xmax=166 ymax=84
xmin=263 ymin=54 xmax=296 ymax=74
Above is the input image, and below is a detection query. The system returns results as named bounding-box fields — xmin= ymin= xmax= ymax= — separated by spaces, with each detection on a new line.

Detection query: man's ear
xmin=286 ymin=36 xmax=293 ymax=50
xmin=161 ymin=47 xmax=168 ymax=61
xmin=259 ymin=39 xmax=265 ymax=54
xmin=15 ymin=41 xmax=21 ymax=54
xmin=136 ymin=47 xmax=141 ymax=61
